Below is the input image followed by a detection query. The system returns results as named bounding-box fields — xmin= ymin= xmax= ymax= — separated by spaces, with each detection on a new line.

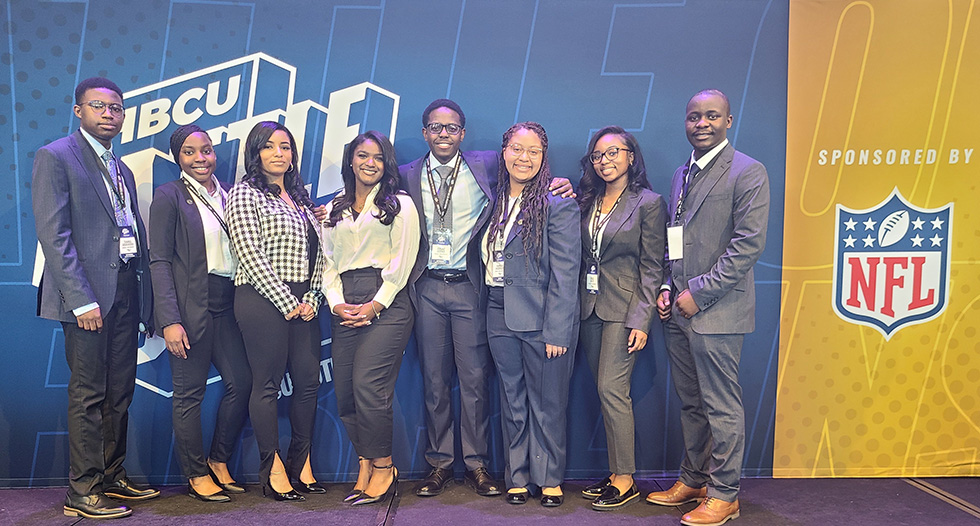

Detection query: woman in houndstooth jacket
xmin=226 ymin=121 xmax=325 ymax=501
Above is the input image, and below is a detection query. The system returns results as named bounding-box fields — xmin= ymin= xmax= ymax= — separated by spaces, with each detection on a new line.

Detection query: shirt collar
xmin=181 ymin=172 xmax=221 ymax=197
xmin=690 ymin=138 xmax=729 ymax=171
xmin=426 ymin=151 xmax=461 ymax=168
xmin=79 ymin=127 xmax=112 ymax=160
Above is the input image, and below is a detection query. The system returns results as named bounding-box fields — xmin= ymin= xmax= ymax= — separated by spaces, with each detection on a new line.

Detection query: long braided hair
xmin=486 ymin=121 xmax=552 ymax=268
xmin=242 ymin=121 xmax=314 ymax=209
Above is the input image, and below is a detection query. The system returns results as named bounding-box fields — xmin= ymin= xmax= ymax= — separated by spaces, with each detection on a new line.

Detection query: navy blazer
xmin=399 ymin=150 xmax=498 ymax=303
xmin=149 ymin=178 xmax=232 ymax=344
xmin=580 ymin=187 xmax=667 ymax=332
xmin=33 ymin=130 xmax=153 ymax=331
xmin=493 ymin=194 xmax=581 ymax=348
xmin=664 ymin=144 xmax=769 ymax=335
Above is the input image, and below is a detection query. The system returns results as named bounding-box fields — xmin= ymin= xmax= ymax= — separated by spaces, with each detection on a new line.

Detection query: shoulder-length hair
xmin=486 ymin=121 xmax=552 ymax=266
xmin=325 ymin=130 xmax=402 ymax=227
xmin=575 ymin=126 xmax=651 ymax=212
xmin=241 ymin=121 xmax=313 ymax=209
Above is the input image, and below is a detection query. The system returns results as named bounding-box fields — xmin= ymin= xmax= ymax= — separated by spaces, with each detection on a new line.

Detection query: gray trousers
xmin=663 ymin=314 xmax=744 ymax=502
xmin=580 ymin=313 xmax=636 ymax=475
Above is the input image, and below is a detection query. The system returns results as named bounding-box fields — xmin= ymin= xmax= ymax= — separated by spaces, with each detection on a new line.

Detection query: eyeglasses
xmin=425 ymin=122 xmax=463 ymax=135
xmin=590 ymin=146 xmax=631 ymax=164
xmin=80 ymin=100 xmax=125 ymax=116
xmin=506 ymin=143 xmax=543 ymax=159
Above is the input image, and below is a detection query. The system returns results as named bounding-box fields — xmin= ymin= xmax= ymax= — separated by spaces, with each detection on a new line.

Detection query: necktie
xmin=102 ymin=151 xmax=130 ymax=228
xmin=434 ymin=165 xmax=453 ymax=230
xmin=675 ymin=163 xmax=701 ymax=221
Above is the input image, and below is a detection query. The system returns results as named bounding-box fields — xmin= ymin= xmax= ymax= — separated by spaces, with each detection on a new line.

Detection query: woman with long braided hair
xmin=482 ymin=122 xmax=581 ymax=507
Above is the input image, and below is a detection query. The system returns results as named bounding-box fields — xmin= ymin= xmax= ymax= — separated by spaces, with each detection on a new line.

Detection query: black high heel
xmin=262 ymin=482 xmax=305 ymax=502
xmin=350 ymin=464 xmax=398 ymax=506
xmin=344 ymin=457 xmax=369 ymax=502
xmin=294 ymin=481 xmax=327 ymax=494
xmin=188 ymin=483 xmax=231 ymax=503
xmin=208 ymin=465 xmax=246 ymax=494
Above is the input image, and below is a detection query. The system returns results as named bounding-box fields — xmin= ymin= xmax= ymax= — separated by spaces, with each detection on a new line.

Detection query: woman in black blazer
xmin=149 ymin=125 xmax=252 ymax=502
xmin=576 ymin=126 xmax=667 ymax=510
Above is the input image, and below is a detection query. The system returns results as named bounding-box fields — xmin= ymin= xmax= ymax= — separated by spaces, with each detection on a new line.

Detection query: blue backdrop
xmin=0 ymin=0 xmax=786 ymax=486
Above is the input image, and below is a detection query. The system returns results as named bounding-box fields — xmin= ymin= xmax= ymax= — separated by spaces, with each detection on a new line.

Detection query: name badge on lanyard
xmin=119 ymin=226 xmax=138 ymax=259
xmin=431 ymin=225 xmax=453 ymax=265
xmin=491 ymin=235 xmax=505 ymax=284
xmin=586 ymin=263 xmax=599 ymax=294
xmin=667 ymin=221 xmax=684 ymax=261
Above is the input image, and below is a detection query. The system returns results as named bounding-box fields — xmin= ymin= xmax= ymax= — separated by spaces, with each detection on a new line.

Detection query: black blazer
xmin=149 ymin=178 xmax=232 ymax=344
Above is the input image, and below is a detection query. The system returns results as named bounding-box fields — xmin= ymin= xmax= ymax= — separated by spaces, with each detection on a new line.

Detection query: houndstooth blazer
xmin=226 ymin=182 xmax=325 ymax=315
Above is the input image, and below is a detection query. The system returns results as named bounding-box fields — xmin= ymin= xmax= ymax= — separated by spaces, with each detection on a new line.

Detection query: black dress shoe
xmin=351 ymin=465 xmax=398 ymax=506
xmin=262 ymin=482 xmax=306 ymax=502
xmin=414 ymin=466 xmax=453 ymax=497
xmin=64 ymin=493 xmax=132 ymax=519
xmin=506 ymin=490 xmax=528 ymax=505
xmin=208 ymin=466 xmax=246 ymax=494
xmin=294 ymin=481 xmax=327 ymax=494
xmin=102 ymin=478 xmax=160 ymax=501
xmin=188 ymin=484 xmax=231 ymax=503
xmin=541 ymin=493 xmax=564 ymax=507
xmin=592 ymin=483 xmax=640 ymax=510
xmin=464 ymin=467 xmax=502 ymax=496
xmin=581 ymin=476 xmax=612 ymax=499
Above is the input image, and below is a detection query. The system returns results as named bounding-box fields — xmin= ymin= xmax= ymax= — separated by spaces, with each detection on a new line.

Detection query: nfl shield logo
xmin=832 ymin=188 xmax=952 ymax=340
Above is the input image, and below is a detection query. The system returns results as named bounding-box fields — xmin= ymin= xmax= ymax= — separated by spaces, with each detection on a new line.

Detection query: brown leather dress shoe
xmin=414 ymin=467 xmax=453 ymax=496
xmin=681 ymin=497 xmax=740 ymax=526
xmin=464 ymin=467 xmax=501 ymax=496
xmin=645 ymin=480 xmax=707 ymax=506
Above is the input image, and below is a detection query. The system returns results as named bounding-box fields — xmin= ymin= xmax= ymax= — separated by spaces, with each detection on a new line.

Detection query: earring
xmin=288 ymin=163 xmax=294 ymax=172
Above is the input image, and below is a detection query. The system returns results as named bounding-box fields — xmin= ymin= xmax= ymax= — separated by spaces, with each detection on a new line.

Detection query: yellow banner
xmin=778 ymin=0 xmax=980 ymax=477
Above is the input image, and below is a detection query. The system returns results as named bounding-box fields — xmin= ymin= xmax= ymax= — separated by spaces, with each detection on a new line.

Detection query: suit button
xmin=110 ymin=262 xmax=117 ymax=269
xmin=505 ymin=253 xmax=513 ymax=259
xmin=505 ymin=279 xmax=513 ymax=285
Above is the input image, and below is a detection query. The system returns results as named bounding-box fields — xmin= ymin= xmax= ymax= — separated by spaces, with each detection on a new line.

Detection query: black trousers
xmin=235 ymin=282 xmax=321 ymax=483
xmin=62 ymin=264 xmax=139 ymax=498
xmin=331 ymin=268 xmax=413 ymax=459
xmin=169 ymin=274 xmax=251 ymax=480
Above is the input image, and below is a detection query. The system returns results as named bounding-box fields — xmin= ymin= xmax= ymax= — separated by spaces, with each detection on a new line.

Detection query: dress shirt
xmin=226 ymin=183 xmax=324 ymax=315
xmin=322 ymin=184 xmax=421 ymax=311
xmin=73 ymin=128 xmax=138 ymax=317
xmin=481 ymin=195 xmax=522 ymax=286
xmin=689 ymin=138 xmax=729 ymax=174
xmin=181 ymin=173 xmax=236 ymax=277
xmin=420 ymin=152 xmax=487 ymax=269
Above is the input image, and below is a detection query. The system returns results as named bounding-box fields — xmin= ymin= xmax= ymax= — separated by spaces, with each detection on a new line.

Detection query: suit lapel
xmin=597 ymin=189 xmax=640 ymax=258
xmin=68 ymin=130 xmax=116 ymax=221
xmin=404 ymin=158 xmax=428 ymax=246
xmin=683 ymin=144 xmax=733 ymax=221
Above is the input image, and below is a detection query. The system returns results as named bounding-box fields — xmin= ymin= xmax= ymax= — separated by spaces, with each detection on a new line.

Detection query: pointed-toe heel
xmin=262 ymin=482 xmax=306 ymax=502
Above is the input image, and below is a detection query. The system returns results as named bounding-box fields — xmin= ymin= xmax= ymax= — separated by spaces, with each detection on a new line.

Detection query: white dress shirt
xmin=181 ymin=173 xmax=236 ymax=277
xmin=420 ymin=151 xmax=488 ymax=269
xmin=322 ymin=185 xmax=421 ymax=311
xmin=481 ymin=195 xmax=522 ymax=286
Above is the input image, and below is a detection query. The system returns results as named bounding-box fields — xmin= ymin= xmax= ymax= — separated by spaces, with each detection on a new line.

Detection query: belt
xmin=424 ymin=268 xmax=468 ymax=283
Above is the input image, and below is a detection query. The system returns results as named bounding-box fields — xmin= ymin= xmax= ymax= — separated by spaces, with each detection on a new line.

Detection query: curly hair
xmin=576 ymin=126 xmax=651 ymax=213
xmin=241 ymin=121 xmax=313 ymax=209
xmin=325 ymin=130 xmax=402 ymax=227
xmin=486 ymin=121 xmax=552 ymax=267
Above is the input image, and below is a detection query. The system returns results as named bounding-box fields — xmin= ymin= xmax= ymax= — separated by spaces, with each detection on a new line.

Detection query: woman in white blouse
xmin=226 ymin=121 xmax=325 ymax=502
xmin=322 ymin=130 xmax=420 ymax=506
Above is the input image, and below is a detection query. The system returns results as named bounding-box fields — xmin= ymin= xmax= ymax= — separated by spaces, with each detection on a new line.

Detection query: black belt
xmin=424 ymin=268 xmax=467 ymax=283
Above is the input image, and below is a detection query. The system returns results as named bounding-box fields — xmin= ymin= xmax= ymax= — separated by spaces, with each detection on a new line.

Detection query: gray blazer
xmin=580 ymin=187 xmax=667 ymax=332
xmin=33 ymin=129 xmax=153 ymax=329
xmin=399 ymin=150 xmax=498 ymax=301
xmin=664 ymin=143 xmax=769 ymax=335
xmin=494 ymin=194 xmax=581 ymax=348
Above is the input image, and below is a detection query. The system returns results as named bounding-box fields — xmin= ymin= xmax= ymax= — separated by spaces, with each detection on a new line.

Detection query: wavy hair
xmin=325 ymin=130 xmax=402 ymax=227
xmin=576 ymin=126 xmax=651 ymax=212
xmin=241 ymin=121 xmax=313 ymax=209
xmin=486 ymin=121 xmax=552 ymax=267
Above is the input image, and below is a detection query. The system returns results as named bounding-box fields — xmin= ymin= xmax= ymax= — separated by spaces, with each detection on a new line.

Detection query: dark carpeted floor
xmin=1 ymin=477 xmax=978 ymax=525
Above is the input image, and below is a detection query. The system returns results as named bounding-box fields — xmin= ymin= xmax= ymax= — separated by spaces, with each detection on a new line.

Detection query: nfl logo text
xmin=832 ymin=188 xmax=953 ymax=340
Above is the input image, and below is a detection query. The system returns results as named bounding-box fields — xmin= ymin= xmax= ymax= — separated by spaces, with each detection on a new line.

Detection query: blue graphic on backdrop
xmin=833 ymin=188 xmax=952 ymax=339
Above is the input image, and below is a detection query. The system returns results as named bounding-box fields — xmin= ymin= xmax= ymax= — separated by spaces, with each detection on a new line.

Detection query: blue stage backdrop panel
xmin=0 ymin=0 xmax=786 ymax=486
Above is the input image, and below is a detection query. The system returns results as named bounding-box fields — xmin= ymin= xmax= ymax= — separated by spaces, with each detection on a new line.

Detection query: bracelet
xmin=371 ymin=301 xmax=380 ymax=320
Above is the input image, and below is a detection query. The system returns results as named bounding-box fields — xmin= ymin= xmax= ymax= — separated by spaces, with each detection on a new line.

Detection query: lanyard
xmin=181 ymin=176 xmax=230 ymax=236
xmin=491 ymin=195 xmax=520 ymax=250
xmin=590 ymin=189 xmax=625 ymax=261
xmin=425 ymin=155 xmax=462 ymax=221
xmin=98 ymin=154 xmax=127 ymax=211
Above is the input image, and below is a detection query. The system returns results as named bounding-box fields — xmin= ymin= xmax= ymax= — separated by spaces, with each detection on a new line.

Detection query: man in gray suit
xmin=33 ymin=77 xmax=157 ymax=519
xmin=646 ymin=89 xmax=769 ymax=526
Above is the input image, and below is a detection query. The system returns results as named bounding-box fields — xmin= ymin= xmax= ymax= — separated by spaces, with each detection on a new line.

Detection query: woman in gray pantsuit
xmin=322 ymin=131 xmax=420 ymax=506
xmin=575 ymin=126 xmax=667 ymax=510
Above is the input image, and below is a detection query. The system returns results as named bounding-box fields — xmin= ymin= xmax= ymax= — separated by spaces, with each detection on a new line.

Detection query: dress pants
xmin=169 ymin=274 xmax=251 ymax=479
xmin=663 ymin=311 xmax=744 ymax=502
xmin=414 ymin=274 xmax=493 ymax=471
xmin=580 ymin=313 xmax=637 ymax=475
xmin=486 ymin=287 xmax=574 ymax=490
xmin=235 ymin=282 xmax=321 ymax=483
xmin=331 ymin=268 xmax=413 ymax=459
xmin=61 ymin=262 xmax=139 ymax=498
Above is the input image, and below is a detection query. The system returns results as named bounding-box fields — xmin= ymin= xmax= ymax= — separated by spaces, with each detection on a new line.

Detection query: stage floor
xmin=1 ymin=477 xmax=978 ymax=525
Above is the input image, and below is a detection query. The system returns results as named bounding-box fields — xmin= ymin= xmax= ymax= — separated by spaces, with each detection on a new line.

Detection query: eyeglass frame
xmin=589 ymin=146 xmax=632 ymax=164
xmin=505 ymin=143 xmax=544 ymax=160
xmin=424 ymin=122 xmax=463 ymax=136
xmin=79 ymin=100 xmax=125 ymax=116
